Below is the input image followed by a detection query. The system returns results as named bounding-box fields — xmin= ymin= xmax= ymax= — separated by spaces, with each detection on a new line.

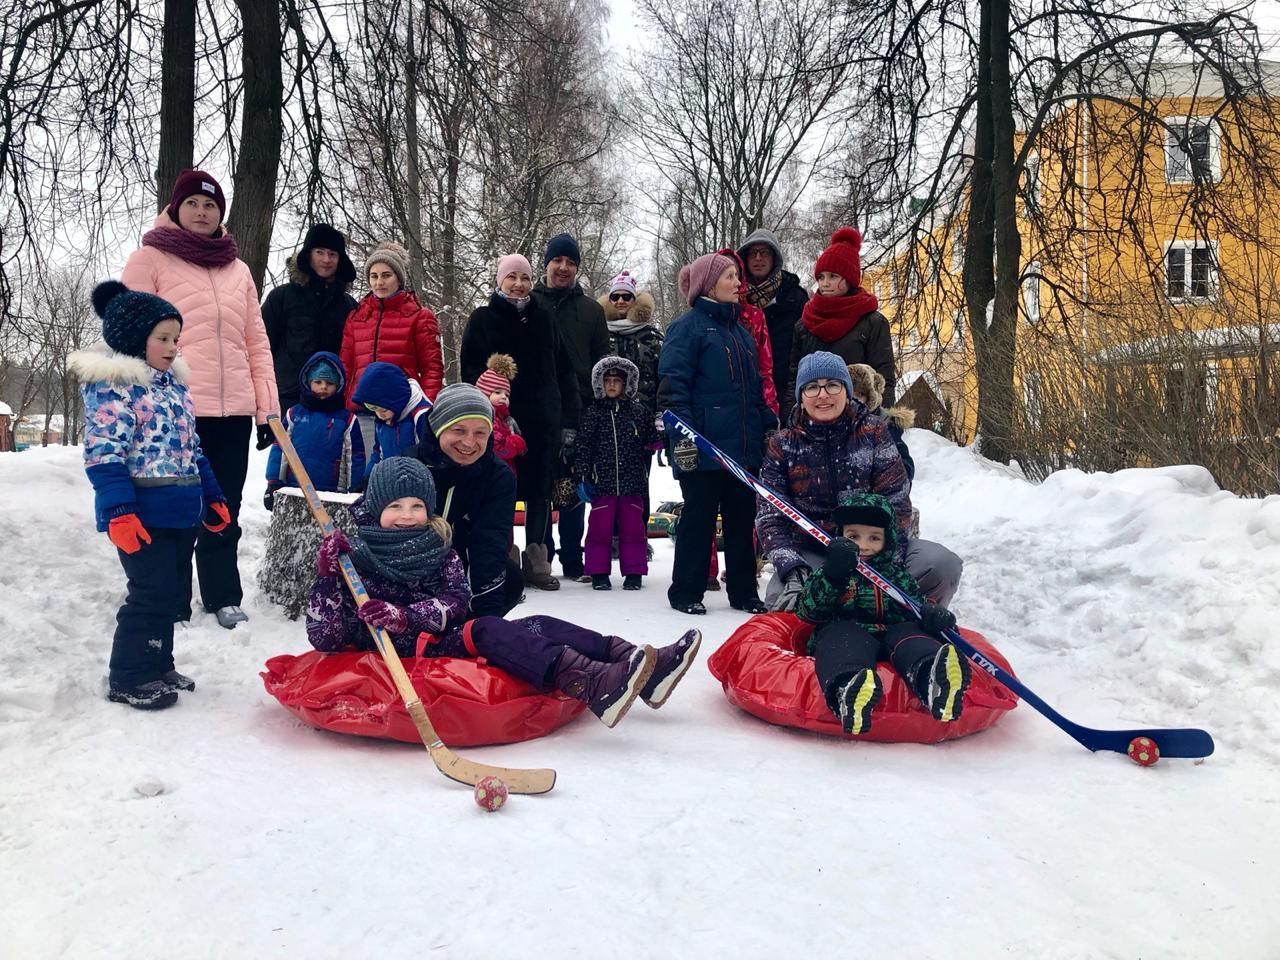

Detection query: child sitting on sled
xmin=796 ymin=492 xmax=969 ymax=735
xmin=71 ymin=281 xmax=230 ymax=710
xmin=306 ymin=456 xmax=702 ymax=726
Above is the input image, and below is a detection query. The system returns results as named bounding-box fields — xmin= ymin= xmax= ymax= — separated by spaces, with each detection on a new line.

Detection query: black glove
xmin=263 ymin=481 xmax=282 ymax=512
xmin=673 ymin=438 xmax=699 ymax=472
xmin=774 ymin=566 xmax=811 ymax=612
xmin=559 ymin=428 xmax=576 ymax=465
xmin=918 ymin=603 xmax=957 ymax=636
xmin=821 ymin=537 xmax=862 ymax=584
xmin=255 ymin=423 xmax=273 ymax=450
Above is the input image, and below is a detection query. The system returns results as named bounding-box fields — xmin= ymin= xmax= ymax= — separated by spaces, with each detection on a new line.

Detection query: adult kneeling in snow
xmin=758 ymin=351 xmax=962 ymax=612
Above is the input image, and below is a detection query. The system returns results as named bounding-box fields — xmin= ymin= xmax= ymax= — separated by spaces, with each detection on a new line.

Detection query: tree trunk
xmin=226 ymin=0 xmax=283 ymax=291
xmin=154 ymin=0 xmax=196 ymax=209
xmin=967 ymin=0 xmax=1020 ymax=466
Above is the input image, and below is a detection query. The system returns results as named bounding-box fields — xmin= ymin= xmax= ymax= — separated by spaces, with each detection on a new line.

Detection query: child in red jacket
xmin=475 ymin=353 xmax=527 ymax=475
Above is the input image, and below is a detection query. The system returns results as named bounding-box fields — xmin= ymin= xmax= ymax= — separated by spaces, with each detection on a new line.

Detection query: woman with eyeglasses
xmin=657 ymin=252 xmax=778 ymax=615
xmin=757 ymin=351 xmax=962 ymax=613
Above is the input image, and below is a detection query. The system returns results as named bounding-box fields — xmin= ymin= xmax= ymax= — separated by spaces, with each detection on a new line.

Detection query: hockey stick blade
xmin=268 ymin=415 xmax=557 ymax=794
xmin=662 ymin=410 xmax=1215 ymax=760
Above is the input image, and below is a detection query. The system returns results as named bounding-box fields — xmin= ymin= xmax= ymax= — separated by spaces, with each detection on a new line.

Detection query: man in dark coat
xmin=739 ymin=228 xmax=809 ymax=421
xmin=263 ymin=223 xmax=358 ymax=412
xmin=411 ymin=385 xmax=523 ymax=617
xmin=531 ymin=232 xmax=609 ymax=580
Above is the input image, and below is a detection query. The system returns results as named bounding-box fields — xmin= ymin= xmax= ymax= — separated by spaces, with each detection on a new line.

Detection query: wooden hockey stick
xmin=268 ymin=416 xmax=557 ymax=794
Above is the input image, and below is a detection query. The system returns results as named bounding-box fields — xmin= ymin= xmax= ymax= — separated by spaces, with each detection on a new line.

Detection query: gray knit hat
xmin=366 ymin=240 xmax=409 ymax=289
xmin=427 ymin=383 xmax=494 ymax=437
xmin=794 ymin=350 xmax=854 ymax=403
xmin=364 ymin=457 xmax=437 ymax=517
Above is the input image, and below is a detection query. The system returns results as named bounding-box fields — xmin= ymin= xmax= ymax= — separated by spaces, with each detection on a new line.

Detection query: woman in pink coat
xmin=122 ymin=169 xmax=279 ymax=629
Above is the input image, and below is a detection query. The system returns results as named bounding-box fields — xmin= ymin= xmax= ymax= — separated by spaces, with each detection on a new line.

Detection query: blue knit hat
xmin=364 ymin=457 xmax=437 ymax=517
xmin=91 ymin=280 xmax=182 ymax=360
xmin=794 ymin=351 xmax=854 ymax=403
xmin=543 ymin=232 xmax=581 ymax=267
xmin=306 ymin=359 xmax=340 ymax=384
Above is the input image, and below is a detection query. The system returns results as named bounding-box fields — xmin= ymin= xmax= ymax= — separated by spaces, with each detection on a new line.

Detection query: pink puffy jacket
xmin=121 ymin=211 xmax=279 ymax=422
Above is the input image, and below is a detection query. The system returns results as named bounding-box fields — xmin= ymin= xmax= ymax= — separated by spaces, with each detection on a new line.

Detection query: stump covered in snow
xmin=258 ymin=487 xmax=361 ymax=619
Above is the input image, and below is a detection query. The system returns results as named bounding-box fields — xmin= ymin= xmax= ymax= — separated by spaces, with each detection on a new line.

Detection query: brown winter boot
xmin=522 ymin=543 xmax=560 ymax=591
xmin=553 ymin=646 xmax=655 ymax=727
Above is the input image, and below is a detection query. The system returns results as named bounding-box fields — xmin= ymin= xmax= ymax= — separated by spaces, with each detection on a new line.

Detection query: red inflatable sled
xmin=706 ymin=613 xmax=1019 ymax=743
xmin=262 ymin=650 xmax=586 ymax=748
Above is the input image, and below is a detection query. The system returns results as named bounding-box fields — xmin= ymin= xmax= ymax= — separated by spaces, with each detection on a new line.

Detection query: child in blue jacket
xmin=70 ymin=281 xmax=229 ymax=711
xmin=264 ymin=352 xmax=366 ymax=508
xmin=350 ymin=361 xmax=432 ymax=477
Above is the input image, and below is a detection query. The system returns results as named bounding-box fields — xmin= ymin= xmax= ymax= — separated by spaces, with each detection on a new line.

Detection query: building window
xmin=1022 ymin=152 xmax=1042 ymax=214
xmin=1023 ymin=262 xmax=1041 ymax=324
xmin=1165 ymin=241 xmax=1217 ymax=301
xmin=953 ymin=308 xmax=965 ymax=345
xmin=1165 ymin=118 xmax=1220 ymax=183
xmin=1023 ymin=371 xmax=1043 ymax=429
xmin=950 ymin=225 xmax=964 ymax=274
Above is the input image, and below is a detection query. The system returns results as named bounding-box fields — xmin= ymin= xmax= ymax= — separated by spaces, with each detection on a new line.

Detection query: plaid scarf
xmin=744 ymin=270 xmax=783 ymax=310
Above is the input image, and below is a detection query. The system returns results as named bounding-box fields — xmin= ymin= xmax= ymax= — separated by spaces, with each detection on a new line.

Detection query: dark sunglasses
xmin=609 ymin=292 xmax=635 ymax=302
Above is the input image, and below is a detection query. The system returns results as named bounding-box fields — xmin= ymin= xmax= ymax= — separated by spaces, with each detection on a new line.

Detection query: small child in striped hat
xmin=475 ymin=353 xmax=527 ymax=475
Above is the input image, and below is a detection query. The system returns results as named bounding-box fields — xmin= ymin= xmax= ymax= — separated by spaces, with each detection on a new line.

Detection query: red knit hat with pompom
xmin=814 ymin=227 xmax=863 ymax=289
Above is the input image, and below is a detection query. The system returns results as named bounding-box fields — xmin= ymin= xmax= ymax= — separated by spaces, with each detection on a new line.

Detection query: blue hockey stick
xmin=663 ymin=410 xmax=1215 ymax=760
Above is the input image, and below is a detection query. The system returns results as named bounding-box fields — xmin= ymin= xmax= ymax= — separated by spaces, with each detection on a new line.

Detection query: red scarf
xmin=800 ymin=288 xmax=880 ymax=342
xmin=142 ymin=224 xmax=240 ymax=269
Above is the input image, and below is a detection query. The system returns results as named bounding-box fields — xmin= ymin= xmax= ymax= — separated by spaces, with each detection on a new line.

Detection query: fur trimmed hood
xmin=590 ymin=355 xmax=639 ymax=399
xmin=68 ymin=342 xmax=190 ymax=387
xmin=598 ymin=290 xmax=656 ymax=326
xmin=882 ymin=406 xmax=915 ymax=430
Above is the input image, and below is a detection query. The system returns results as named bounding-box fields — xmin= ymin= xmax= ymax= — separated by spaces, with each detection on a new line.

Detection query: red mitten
xmin=356 ymin=599 xmax=408 ymax=633
xmin=316 ymin=529 xmax=352 ymax=577
xmin=203 ymin=500 xmax=232 ymax=533
xmin=108 ymin=514 xmax=151 ymax=554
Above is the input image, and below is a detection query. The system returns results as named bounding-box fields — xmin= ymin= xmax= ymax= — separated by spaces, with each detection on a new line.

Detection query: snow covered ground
xmin=2 ymin=430 xmax=1277 ymax=959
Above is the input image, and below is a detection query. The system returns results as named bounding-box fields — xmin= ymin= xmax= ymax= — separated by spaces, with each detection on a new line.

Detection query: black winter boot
xmin=835 ymin=668 xmax=882 ymax=735
xmin=161 ymin=669 xmax=196 ymax=692
xmin=592 ymin=574 xmax=612 ymax=590
xmin=623 ymin=575 xmax=642 ymax=590
xmin=552 ymin=646 xmax=656 ymax=728
xmin=917 ymin=643 xmax=971 ymax=722
xmin=108 ymin=679 xmax=179 ymax=711
xmin=641 ymin=629 xmax=702 ymax=708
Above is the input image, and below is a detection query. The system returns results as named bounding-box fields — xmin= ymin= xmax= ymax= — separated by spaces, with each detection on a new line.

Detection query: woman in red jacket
xmin=341 ymin=241 xmax=444 ymax=425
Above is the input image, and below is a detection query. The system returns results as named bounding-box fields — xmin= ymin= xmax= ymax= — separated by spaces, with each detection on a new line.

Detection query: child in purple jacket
xmin=306 ymin=456 xmax=702 ymax=726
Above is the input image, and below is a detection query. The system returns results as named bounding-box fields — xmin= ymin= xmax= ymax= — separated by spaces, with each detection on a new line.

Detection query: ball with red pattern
xmin=474 ymin=775 xmax=508 ymax=811
xmin=1127 ymin=736 xmax=1160 ymax=766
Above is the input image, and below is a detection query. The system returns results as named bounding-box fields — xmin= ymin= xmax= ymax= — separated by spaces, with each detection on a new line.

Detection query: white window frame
xmin=950 ymin=224 xmax=964 ymax=274
xmin=1164 ymin=240 xmax=1219 ymax=302
xmin=1023 ymin=151 xmax=1042 ymax=214
xmin=1204 ymin=360 xmax=1219 ymax=418
xmin=1023 ymin=262 xmax=1041 ymax=324
xmin=953 ymin=308 xmax=966 ymax=345
xmin=1164 ymin=117 xmax=1221 ymax=184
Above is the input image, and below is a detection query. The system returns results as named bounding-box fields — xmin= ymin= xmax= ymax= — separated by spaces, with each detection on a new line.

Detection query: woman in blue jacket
xmin=658 ymin=252 xmax=778 ymax=615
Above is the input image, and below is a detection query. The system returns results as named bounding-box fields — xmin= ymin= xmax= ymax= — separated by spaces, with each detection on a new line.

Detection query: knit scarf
xmin=744 ymin=270 xmax=783 ymax=310
xmin=350 ymin=524 xmax=450 ymax=585
xmin=496 ymin=289 xmax=531 ymax=314
xmin=607 ymin=318 xmax=650 ymax=336
xmin=800 ymin=288 xmax=880 ymax=342
xmin=142 ymin=225 xmax=240 ymax=269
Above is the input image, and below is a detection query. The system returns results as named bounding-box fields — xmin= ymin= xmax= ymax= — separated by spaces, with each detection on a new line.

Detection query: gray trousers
xmin=764 ymin=539 xmax=963 ymax=609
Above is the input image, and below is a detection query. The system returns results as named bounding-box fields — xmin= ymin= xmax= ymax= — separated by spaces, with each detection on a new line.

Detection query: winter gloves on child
xmin=108 ymin=514 xmax=152 ymax=554
xmin=203 ymin=501 xmax=232 ymax=533
xmin=918 ymin=603 xmax=957 ymax=637
xmin=255 ymin=424 xmax=274 ymax=451
xmin=673 ymin=438 xmax=699 ymax=472
xmin=356 ymin=599 xmax=408 ymax=634
xmin=316 ymin=529 xmax=352 ymax=577
xmin=263 ymin=481 xmax=282 ymax=512
xmin=822 ymin=537 xmax=862 ymax=583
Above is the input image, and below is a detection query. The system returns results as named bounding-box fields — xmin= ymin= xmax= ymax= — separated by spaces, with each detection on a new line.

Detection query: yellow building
xmin=865 ymin=62 xmax=1280 ymax=490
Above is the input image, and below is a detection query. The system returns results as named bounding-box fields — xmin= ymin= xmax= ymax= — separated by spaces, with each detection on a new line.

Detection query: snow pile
xmin=1 ymin=436 xmax=1276 ymax=958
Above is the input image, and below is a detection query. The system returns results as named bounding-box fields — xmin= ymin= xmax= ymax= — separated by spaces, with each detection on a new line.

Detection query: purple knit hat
xmin=677 ymin=252 xmax=735 ymax=307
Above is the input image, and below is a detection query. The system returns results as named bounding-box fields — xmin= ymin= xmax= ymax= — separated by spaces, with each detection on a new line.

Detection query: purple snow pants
xmin=584 ymin=495 xmax=648 ymax=576
xmin=462 ymin=615 xmax=612 ymax=691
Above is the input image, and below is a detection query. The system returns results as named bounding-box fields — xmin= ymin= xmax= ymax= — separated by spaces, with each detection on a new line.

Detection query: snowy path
xmin=1 ymin=432 xmax=1276 ymax=958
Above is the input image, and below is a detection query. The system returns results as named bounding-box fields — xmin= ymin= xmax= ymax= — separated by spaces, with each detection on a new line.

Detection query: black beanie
xmin=91 ymin=281 xmax=182 ymax=359
xmin=543 ymin=232 xmax=581 ymax=267
xmin=298 ymin=223 xmax=356 ymax=284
